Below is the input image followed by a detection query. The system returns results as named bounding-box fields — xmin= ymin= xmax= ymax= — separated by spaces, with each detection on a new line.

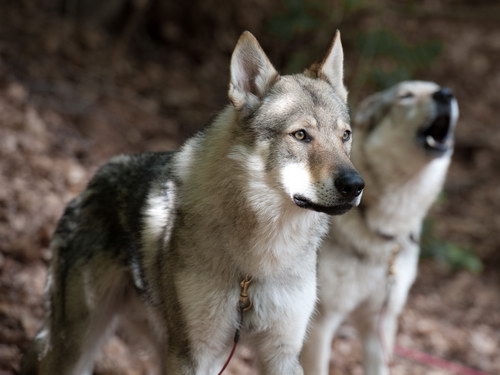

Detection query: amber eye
xmin=291 ymin=129 xmax=311 ymax=142
xmin=342 ymin=130 xmax=352 ymax=143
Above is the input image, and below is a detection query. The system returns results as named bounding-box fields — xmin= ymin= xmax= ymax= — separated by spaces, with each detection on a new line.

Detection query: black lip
xmin=293 ymin=195 xmax=354 ymax=216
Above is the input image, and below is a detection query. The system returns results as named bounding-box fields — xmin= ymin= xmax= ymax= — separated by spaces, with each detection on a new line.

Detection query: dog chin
xmin=293 ymin=195 xmax=355 ymax=216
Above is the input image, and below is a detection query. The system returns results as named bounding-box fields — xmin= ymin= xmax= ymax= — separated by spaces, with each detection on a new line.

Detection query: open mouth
xmin=293 ymin=195 xmax=354 ymax=215
xmin=417 ymin=112 xmax=455 ymax=155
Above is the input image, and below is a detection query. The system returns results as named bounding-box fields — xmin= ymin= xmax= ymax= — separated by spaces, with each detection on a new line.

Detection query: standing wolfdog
xmin=22 ymin=31 xmax=364 ymax=375
xmin=301 ymin=81 xmax=458 ymax=375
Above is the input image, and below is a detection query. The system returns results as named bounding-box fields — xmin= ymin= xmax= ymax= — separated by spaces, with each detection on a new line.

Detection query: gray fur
xmin=22 ymin=31 xmax=362 ymax=375
xmin=301 ymin=81 xmax=459 ymax=375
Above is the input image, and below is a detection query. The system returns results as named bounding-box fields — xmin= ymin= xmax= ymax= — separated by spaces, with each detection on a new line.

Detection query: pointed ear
xmin=228 ymin=31 xmax=279 ymax=110
xmin=305 ymin=30 xmax=347 ymax=102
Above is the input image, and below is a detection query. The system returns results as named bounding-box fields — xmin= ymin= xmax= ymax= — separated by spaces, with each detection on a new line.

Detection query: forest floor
xmin=1 ymin=2 xmax=499 ymax=374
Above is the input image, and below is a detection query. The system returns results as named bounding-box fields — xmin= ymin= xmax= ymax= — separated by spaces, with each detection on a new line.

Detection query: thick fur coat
xmin=22 ymin=31 xmax=364 ymax=375
xmin=301 ymin=81 xmax=459 ymax=375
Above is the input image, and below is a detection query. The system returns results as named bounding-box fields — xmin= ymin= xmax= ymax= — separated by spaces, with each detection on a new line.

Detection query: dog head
xmin=353 ymin=81 xmax=458 ymax=176
xmin=228 ymin=31 xmax=364 ymax=216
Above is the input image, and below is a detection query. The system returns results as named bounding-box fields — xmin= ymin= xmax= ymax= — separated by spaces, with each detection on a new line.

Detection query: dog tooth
xmin=426 ymin=135 xmax=437 ymax=147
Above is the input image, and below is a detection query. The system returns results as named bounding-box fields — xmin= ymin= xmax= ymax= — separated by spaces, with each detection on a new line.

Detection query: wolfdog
xmin=301 ymin=81 xmax=458 ymax=375
xmin=22 ymin=31 xmax=364 ymax=375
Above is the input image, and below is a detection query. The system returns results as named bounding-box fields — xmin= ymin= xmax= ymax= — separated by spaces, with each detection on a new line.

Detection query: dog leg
xmin=301 ymin=311 xmax=345 ymax=375
xmin=36 ymin=262 xmax=125 ymax=375
xmin=118 ymin=316 xmax=165 ymax=375
xmin=163 ymin=344 xmax=230 ymax=375
xmin=163 ymin=351 xmax=194 ymax=375
xmin=161 ymin=315 xmax=230 ymax=375
xmin=354 ymin=309 xmax=396 ymax=375
xmin=256 ymin=342 xmax=303 ymax=375
xmin=254 ymin=316 xmax=312 ymax=375
xmin=39 ymin=315 xmax=119 ymax=375
xmin=117 ymin=294 xmax=166 ymax=375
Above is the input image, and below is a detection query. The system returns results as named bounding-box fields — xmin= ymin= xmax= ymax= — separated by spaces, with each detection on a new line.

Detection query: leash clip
xmin=239 ymin=276 xmax=253 ymax=312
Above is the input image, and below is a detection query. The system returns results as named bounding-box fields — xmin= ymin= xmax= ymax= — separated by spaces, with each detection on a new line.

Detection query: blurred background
xmin=0 ymin=0 xmax=499 ymax=374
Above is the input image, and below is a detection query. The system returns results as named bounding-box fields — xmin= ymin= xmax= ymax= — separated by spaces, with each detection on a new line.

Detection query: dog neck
xmin=357 ymin=200 xmax=419 ymax=245
xmin=355 ymin=140 xmax=452 ymax=238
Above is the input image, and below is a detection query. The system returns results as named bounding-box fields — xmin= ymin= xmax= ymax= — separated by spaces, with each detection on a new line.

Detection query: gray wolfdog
xmin=22 ymin=31 xmax=364 ymax=375
xmin=301 ymin=81 xmax=458 ymax=375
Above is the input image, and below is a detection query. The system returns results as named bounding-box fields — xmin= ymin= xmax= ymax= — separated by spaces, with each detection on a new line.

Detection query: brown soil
xmin=0 ymin=1 xmax=499 ymax=374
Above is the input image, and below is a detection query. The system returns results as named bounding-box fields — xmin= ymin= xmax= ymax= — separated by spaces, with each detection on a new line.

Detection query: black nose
xmin=433 ymin=87 xmax=454 ymax=104
xmin=334 ymin=172 xmax=365 ymax=200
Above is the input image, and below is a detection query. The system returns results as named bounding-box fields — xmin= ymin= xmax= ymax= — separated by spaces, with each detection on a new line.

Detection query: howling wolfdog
xmin=22 ymin=31 xmax=364 ymax=375
xmin=301 ymin=81 xmax=458 ymax=375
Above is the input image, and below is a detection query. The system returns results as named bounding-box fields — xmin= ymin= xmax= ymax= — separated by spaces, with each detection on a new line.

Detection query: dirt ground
xmin=1 ymin=1 xmax=499 ymax=374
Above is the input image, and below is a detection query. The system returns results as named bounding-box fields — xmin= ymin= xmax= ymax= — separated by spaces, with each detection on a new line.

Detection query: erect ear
xmin=354 ymin=91 xmax=389 ymax=131
xmin=228 ymin=31 xmax=279 ymax=110
xmin=305 ymin=30 xmax=347 ymax=102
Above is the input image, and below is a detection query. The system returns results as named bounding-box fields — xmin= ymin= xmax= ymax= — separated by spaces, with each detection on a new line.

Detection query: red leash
xmin=217 ymin=339 xmax=239 ymax=375
xmin=217 ymin=276 xmax=253 ymax=374
xmin=395 ymin=345 xmax=492 ymax=375
xmin=378 ymin=290 xmax=491 ymax=375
